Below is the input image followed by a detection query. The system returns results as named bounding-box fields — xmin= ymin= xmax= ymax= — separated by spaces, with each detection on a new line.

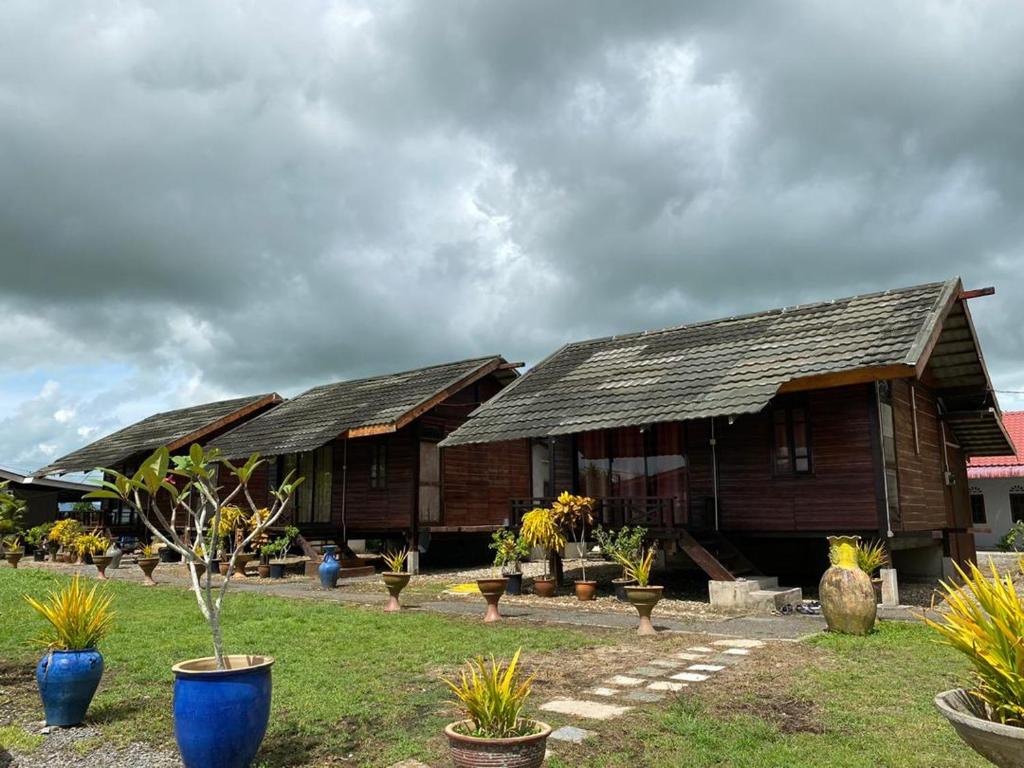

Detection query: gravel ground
xmin=1 ymin=721 xmax=181 ymax=768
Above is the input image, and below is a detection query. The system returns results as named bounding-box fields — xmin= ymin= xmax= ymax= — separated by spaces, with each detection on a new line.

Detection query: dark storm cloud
xmin=1 ymin=1 xmax=1022 ymax=468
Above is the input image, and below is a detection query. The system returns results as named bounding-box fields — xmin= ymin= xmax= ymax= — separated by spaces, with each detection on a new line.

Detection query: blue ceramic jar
xmin=36 ymin=649 xmax=104 ymax=726
xmin=318 ymin=544 xmax=340 ymax=588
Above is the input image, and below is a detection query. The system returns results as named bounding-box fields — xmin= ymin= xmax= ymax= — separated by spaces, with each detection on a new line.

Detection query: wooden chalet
xmin=0 ymin=467 xmax=96 ymax=527
xmin=206 ymin=356 xmax=529 ymax=555
xmin=440 ymin=278 xmax=1014 ymax=582
xmin=35 ymin=393 xmax=282 ymax=531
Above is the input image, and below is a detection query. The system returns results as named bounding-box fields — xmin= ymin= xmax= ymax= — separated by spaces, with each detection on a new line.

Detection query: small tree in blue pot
xmin=26 ymin=575 xmax=113 ymax=726
xmin=88 ymin=445 xmax=302 ymax=768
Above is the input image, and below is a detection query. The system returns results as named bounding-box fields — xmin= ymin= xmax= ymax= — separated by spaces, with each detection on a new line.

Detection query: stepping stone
xmin=674 ymin=652 xmax=708 ymax=661
xmin=687 ymin=664 xmax=725 ymax=672
xmin=723 ymin=647 xmax=751 ymax=656
xmin=647 ymin=681 xmax=686 ymax=692
xmin=387 ymin=762 xmax=432 ymax=768
xmin=688 ymin=646 xmax=713 ymax=653
xmin=605 ymin=675 xmax=645 ymax=687
xmin=649 ymin=659 xmax=681 ymax=668
xmin=540 ymin=699 xmax=631 ymax=720
xmin=550 ymin=725 xmax=595 ymax=744
xmin=671 ymin=671 xmax=709 ymax=682
xmin=712 ymin=639 xmax=765 ymax=649
xmin=625 ymin=690 xmax=666 ymax=703
xmin=589 ymin=687 xmax=619 ymax=697
xmin=628 ymin=666 xmax=665 ymax=677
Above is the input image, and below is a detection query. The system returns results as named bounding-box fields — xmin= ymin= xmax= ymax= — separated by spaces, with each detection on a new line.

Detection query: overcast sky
xmin=1 ymin=1 xmax=1022 ymax=473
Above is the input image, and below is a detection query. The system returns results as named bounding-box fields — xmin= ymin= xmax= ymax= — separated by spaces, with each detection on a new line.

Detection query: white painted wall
xmin=970 ymin=478 xmax=1024 ymax=550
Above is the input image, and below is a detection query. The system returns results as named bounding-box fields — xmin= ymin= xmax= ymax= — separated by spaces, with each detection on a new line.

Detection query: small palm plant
xmin=853 ymin=539 xmax=888 ymax=577
xmin=442 ymin=648 xmax=537 ymax=738
xmin=924 ymin=561 xmax=1024 ymax=726
xmin=614 ymin=545 xmax=657 ymax=587
xmin=382 ymin=547 xmax=409 ymax=573
xmin=25 ymin=575 xmax=114 ymax=651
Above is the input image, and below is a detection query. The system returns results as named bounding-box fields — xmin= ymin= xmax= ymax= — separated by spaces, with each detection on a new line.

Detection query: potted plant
xmin=88 ymin=444 xmax=301 ymax=768
xmin=264 ymin=526 xmax=299 ymax=579
xmin=26 ymin=524 xmax=53 ymax=561
xmin=551 ymin=492 xmax=597 ymax=600
xmin=615 ymin=546 xmax=661 ymax=636
xmin=489 ymin=529 xmax=529 ymax=595
xmin=257 ymin=544 xmax=272 ymax=578
xmin=25 ymin=575 xmax=113 ymax=726
xmin=136 ymin=542 xmax=160 ymax=586
xmin=594 ymin=525 xmax=647 ymax=602
xmin=3 ymin=535 xmax=24 ymax=568
xmin=855 ymin=538 xmax=888 ymax=602
xmin=441 ymin=648 xmax=551 ymax=768
xmin=48 ymin=519 xmax=82 ymax=563
xmin=519 ymin=507 xmax=565 ymax=597
xmin=926 ymin=561 xmax=1024 ymax=767
xmin=213 ymin=506 xmax=250 ymax=577
xmin=74 ymin=533 xmax=111 ymax=576
xmin=381 ymin=547 xmax=411 ymax=612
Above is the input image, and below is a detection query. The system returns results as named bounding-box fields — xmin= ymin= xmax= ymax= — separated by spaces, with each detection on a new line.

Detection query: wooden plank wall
xmin=890 ymin=380 xmax=949 ymax=531
xmin=332 ymin=431 xmax=416 ymax=532
xmin=712 ymin=384 xmax=879 ymax=532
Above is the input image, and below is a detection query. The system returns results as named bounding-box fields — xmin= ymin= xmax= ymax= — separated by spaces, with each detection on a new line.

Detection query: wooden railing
xmin=509 ymin=496 xmax=682 ymax=530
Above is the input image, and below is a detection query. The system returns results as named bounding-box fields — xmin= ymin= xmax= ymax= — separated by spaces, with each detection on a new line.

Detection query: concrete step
xmin=747 ymin=586 xmax=803 ymax=613
xmin=707 ymin=577 xmax=796 ymax=612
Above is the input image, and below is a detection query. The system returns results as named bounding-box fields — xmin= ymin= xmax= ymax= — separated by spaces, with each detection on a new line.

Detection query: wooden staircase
xmin=678 ymin=530 xmax=760 ymax=581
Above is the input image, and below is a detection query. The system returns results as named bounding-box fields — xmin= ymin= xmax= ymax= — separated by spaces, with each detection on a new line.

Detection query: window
xmin=772 ymin=406 xmax=811 ymax=474
xmin=877 ymin=383 xmax=900 ymax=525
xmin=576 ymin=425 xmax=687 ymax=500
xmin=969 ymin=488 xmax=987 ymax=525
xmin=370 ymin=442 xmax=387 ymax=489
xmin=283 ymin=445 xmax=333 ymax=523
xmin=1011 ymin=486 xmax=1024 ymax=524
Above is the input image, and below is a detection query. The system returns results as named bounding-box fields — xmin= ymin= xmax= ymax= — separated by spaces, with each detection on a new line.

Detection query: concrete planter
xmin=138 ymin=557 xmax=159 ymax=586
xmin=476 ymin=578 xmax=508 ymax=623
xmin=625 ymin=585 xmax=663 ymax=636
xmin=92 ymin=555 xmax=113 ymax=580
xmin=5 ymin=551 xmax=24 ymax=568
xmin=935 ymin=689 xmax=1024 ymax=767
xmin=444 ymin=720 xmax=551 ymax=768
xmin=382 ymin=572 xmax=411 ymax=612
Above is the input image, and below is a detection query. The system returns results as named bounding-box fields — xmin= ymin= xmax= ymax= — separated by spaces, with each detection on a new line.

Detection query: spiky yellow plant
xmin=382 ymin=547 xmax=408 ymax=573
xmin=519 ymin=507 xmax=565 ymax=580
xmin=48 ymin=519 xmax=83 ymax=547
xmin=24 ymin=576 xmax=114 ymax=651
xmin=614 ymin=545 xmax=657 ymax=587
xmin=924 ymin=561 xmax=1024 ymax=726
xmin=72 ymin=533 xmax=109 ymax=557
xmin=852 ymin=539 xmax=888 ymax=576
xmin=441 ymin=648 xmax=536 ymax=738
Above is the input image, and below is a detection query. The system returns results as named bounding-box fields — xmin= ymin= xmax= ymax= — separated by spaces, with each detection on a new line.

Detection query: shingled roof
xmin=440 ymin=278 xmax=1013 ymax=457
xmin=208 ymin=356 xmax=513 ymax=459
xmin=35 ymin=394 xmax=282 ymax=476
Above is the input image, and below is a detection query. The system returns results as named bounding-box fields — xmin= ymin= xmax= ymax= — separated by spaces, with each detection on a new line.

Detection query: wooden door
xmin=418 ymin=440 xmax=441 ymax=524
xmin=943 ymin=441 xmax=977 ymax=567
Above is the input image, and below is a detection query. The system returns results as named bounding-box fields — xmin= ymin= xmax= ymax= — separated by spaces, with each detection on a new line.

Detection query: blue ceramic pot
xmin=36 ymin=649 xmax=104 ymax=726
xmin=318 ymin=545 xmax=340 ymax=588
xmin=173 ymin=655 xmax=274 ymax=768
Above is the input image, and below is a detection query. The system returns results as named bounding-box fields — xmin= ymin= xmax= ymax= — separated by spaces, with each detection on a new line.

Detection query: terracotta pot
xmin=5 ymin=551 xmax=24 ymax=569
xmin=92 ymin=555 xmax=113 ymax=581
xmin=819 ymin=536 xmax=876 ymax=636
xmin=382 ymin=572 xmax=411 ymax=612
xmin=257 ymin=563 xmax=271 ymax=578
xmin=625 ymin=585 xmax=663 ymax=636
xmin=445 ymin=719 xmax=551 ymax=768
xmin=219 ymin=560 xmax=232 ymax=576
xmin=532 ymin=578 xmax=556 ymax=598
xmin=575 ymin=580 xmax=598 ymax=601
xmin=233 ymin=553 xmax=254 ymax=578
xmin=935 ymin=688 xmax=1024 ymax=768
xmin=138 ymin=557 xmax=159 ymax=586
xmin=477 ymin=578 xmax=509 ymax=623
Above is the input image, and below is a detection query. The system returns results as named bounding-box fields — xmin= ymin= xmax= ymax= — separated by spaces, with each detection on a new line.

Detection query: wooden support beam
xmin=498 ymin=361 xmax=525 ymax=370
xmin=959 ymin=287 xmax=995 ymax=300
xmin=344 ymin=423 xmax=398 ymax=439
xmin=777 ymin=364 xmax=916 ymax=394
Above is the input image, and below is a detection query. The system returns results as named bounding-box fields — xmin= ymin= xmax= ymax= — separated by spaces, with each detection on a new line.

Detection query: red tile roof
xmin=968 ymin=411 xmax=1024 ymax=478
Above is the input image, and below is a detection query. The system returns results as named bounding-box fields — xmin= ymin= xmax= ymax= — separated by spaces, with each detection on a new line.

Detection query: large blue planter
xmin=318 ymin=545 xmax=340 ymax=588
xmin=173 ymin=655 xmax=274 ymax=768
xmin=36 ymin=649 xmax=104 ymax=726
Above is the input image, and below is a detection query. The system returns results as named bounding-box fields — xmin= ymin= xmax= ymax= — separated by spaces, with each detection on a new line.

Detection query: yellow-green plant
xmin=852 ymin=539 xmax=888 ymax=577
xmin=551 ymin=492 xmax=595 ymax=580
xmin=137 ymin=543 xmax=156 ymax=559
xmin=24 ymin=575 xmax=114 ymax=650
xmin=924 ymin=561 xmax=1024 ymax=726
xmin=3 ymin=534 xmax=23 ymax=553
xmin=614 ymin=545 xmax=657 ymax=587
xmin=520 ymin=507 xmax=565 ymax=580
xmin=48 ymin=519 xmax=83 ymax=548
xmin=441 ymin=648 xmax=536 ymax=738
xmin=382 ymin=547 xmax=408 ymax=573
xmin=72 ymin=533 xmax=109 ymax=557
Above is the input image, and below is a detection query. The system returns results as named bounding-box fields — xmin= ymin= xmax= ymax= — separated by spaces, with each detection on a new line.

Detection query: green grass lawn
xmin=0 ymin=568 xmax=986 ymax=767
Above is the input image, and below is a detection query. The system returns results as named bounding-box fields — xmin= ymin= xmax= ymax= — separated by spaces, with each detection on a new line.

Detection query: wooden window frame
xmin=370 ymin=441 xmax=388 ymax=490
xmin=969 ymin=489 xmax=987 ymax=526
xmin=1011 ymin=488 xmax=1024 ymax=525
xmin=771 ymin=401 xmax=813 ymax=476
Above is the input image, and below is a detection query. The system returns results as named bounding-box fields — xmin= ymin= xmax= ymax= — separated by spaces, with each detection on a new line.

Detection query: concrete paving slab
xmin=674 ymin=652 xmax=708 ymax=661
xmin=723 ymin=647 xmax=751 ymax=656
xmin=647 ymin=681 xmax=686 ymax=692
xmin=687 ymin=664 xmax=725 ymax=672
xmin=712 ymin=638 xmax=765 ymax=649
xmin=540 ymin=699 xmax=632 ymax=720
xmin=649 ymin=659 xmax=682 ymax=668
xmin=550 ymin=725 xmax=595 ymax=744
xmin=605 ymin=675 xmax=645 ymax=687
xmin=687 ymin=646 xmax=714 ymax=653
xmin=625 ymin=690 xmax=666 ymax=703
xmin=628 ymin=666 xmax=666 ymax=677
xmin=589 ymin=687 xmax=619 ymax=697
xmin=671 ymin=671 xmax=709 ymax=682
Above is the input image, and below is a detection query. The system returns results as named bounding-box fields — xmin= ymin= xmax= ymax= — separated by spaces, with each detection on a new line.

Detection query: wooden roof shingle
xmin=208 ymin=356 xmax=508 ymax=459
